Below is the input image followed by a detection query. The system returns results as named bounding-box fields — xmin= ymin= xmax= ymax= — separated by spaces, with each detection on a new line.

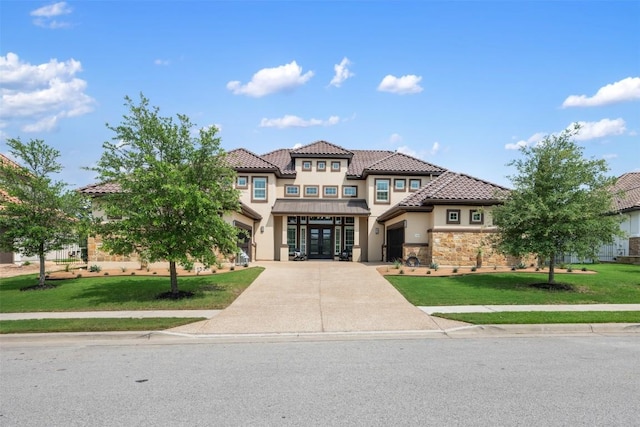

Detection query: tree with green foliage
xmin=90 ymin=94 xmax=240 ymax=297
xmin=0 ymin=138 xmax=90 ymax=288
xmin=492 ymin=125 xmax=623 ymax=285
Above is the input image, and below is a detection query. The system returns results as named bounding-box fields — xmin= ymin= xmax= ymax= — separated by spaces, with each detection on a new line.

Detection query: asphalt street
xmin=1 ymin=335 xmax=639 ymax=426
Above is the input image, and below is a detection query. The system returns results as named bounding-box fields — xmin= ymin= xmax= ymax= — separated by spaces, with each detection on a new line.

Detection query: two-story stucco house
xmin=225 ymin=140 xmax=510 ymax=266
xmin=81 ymin=140 xmax=513 ymax=267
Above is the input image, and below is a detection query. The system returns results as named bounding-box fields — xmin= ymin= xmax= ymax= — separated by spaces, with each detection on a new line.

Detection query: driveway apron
xmin=171 ymin=261 xmax=461 ymax=334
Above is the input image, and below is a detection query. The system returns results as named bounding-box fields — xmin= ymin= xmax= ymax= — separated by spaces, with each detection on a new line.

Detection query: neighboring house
xmin=599 ymin=172 xmax=640 ymax=262
xmin=81 ymin=140 xmax=513 ymax=266
xmin=0 ymin=153 xmax=82 ymax=265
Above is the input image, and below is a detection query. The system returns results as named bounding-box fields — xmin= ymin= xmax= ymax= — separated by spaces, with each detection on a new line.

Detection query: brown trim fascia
xmin=428 ymin=226 xmax=498 ymax=233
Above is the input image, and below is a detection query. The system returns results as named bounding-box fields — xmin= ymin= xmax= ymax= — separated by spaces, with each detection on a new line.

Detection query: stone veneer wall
xmin=87 ymin=235 xmax=139 ymax=263
xmin=429 ymin=230 xmax=530 ymax=267
xmin=629 ymin=237 xmax=639 ymax=256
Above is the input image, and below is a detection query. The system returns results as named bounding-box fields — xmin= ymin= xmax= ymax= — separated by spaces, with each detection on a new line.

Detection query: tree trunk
xmin=548 ymin=253 xmax=556 ymax=285
xmin=169 ymin=260 xmax=178 ymax=295
xmin=38 ymin=244 xmax=46 ymax=287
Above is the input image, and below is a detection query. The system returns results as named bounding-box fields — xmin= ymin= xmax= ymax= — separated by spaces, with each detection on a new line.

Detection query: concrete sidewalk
xmin=3 ymin=304 xmax=640 ymax=321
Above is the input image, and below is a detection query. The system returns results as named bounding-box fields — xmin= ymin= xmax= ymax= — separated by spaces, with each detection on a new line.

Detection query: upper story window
xmin=470 ymin=210 xmax=484 ymax=224
xmin=304 ymin=185 xmax=319 ymax=197
xmin=409 ymin=179 xmax=421 ymax=191
xmin=331 ymin=161 xmax=341 ymax=172
xmin=343 ymin=186 xmax=357 ymax=197
xmin=236 ymin=176 xmax=248 ymax=189
xmin=375 ymin=179 xmax=390 ymax=203
xmin=252 ymin=177 xmax=267 ymax=202
xmin=285 ymin=185 xmax=300 ymax=197
xmin=446 ymin=209 xmax=461 ymax=224
xmin=317 ymin=161 xmax=326 ymax=171
xmin=323 ymin=186 xmax=338 ymax=198
xmin=394 ymin=179 xmax=406 ymax=192
xmin=302 ymin=161 xmax=312 ymax=171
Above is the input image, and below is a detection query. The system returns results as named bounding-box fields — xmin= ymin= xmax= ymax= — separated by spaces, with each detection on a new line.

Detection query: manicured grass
xmin=0 ymin=317 xmax=205 ymax=334
xmin=0 ymin=267 xmax=264 ymax=312
xmin=386 ymin=263 xmax=640 ymax=306
xmin=434 ymin=311 xmax=640 ymax=325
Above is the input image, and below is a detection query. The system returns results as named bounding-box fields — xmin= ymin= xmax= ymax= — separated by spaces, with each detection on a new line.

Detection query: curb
xmin=1 ymin=323 xmax=638 ymax=344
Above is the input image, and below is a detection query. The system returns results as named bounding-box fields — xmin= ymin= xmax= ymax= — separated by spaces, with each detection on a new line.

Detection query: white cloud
xmin=505 ymin=132 xmax=546 ymax=150
xmin=430 ymin=141 xmax=440 ymax=156
xmin=572 ymin=118 xmax=626 ymax=141
xmin=506 ymin=119 xmax=627 ymax=150
xmin=602 ymin=153 xmax=618 ymax=160
xmin=377 ymin=74 xmax=423 ymax=95
xmin=389 ymin=133 xmax=403 ymax=144
xmin=30 ymin=2 xmax=72 ymax=28
xmin=292 ymin=143 xmax=303 ymax=149
xmin=329 ymin=57 xmax=354 ymax=87
xmin=0 ymin=52 xmax=95 ymax=132
xmin=227 ymin=61 xmax=314 ymax=97
xmin=259 ymin=115 xmax=340 ymax=129
xmin=562 ymin=77 xmax=640 ymax=108
xmin=154 ymin=59 xmax=170 ymax=66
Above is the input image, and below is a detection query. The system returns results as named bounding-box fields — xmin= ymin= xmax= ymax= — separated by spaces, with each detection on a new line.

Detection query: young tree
xmin=492 ymin=125 xmax=623 ymax=285
xmin=91 ymin=94 xmax=240 ymax=297
xmin=0 ymin=138 xmax=89 ymax=288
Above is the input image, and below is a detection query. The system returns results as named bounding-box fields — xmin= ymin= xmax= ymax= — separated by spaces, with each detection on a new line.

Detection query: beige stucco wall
xmin=236 ymin=172 xmax=277 ymax=260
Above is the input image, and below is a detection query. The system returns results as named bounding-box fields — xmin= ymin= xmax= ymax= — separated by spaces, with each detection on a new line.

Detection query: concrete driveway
xmin=171 ymin=261 xmax=465 ymax=334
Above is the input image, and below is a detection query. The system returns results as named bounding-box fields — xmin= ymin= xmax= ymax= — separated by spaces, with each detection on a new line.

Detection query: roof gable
xmin=612 ymin=172 xmax=640 ymax=212
xmin=290 ymin=140 xmax=353 ymax=159
xmin=399 ymin=171 xmax=510 ymax=208
xmin=261 ymin=149 xmax=296 ymax=175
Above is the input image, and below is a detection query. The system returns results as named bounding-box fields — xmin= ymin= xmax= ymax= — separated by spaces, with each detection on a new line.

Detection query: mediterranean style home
xmin=80 ymin=140 xmax=512 ymax=267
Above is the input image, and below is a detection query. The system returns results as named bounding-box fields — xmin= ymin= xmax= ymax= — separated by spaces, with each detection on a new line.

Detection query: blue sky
xmin=1 ymin=1 xmax=638 ymax=188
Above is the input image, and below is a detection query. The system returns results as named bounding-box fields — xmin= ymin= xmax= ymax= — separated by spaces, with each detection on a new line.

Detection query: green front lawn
xmin=0 ymin=317 xmax=205 ymax=334
xmin=386 ymin=263 xmax=640 ymax=306
xmin=0 ymin=267 xmax=264 ymax=312
xmin=434 ymin=311 xmax=640 ymax=324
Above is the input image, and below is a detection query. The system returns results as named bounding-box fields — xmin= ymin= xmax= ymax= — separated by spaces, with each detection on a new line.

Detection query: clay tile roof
xmin=401 ymin=171 xmax=509 ymax=206
xmin=290 ymin=140 xmax=353 ymax=158
xmin=363 ymin=152 xmax=446 ymax=175
xmin=78 ymin=182 xmax=122 ymax=194
xmin=261 ymin=148 xmax=296 ymax=175
xmin=612 ymin=172 xmax=640 ymax=212
xmin=227 ymin=148 xmax=278 ymax=171
xmin=347 ymin=150 xmax=394 ymax=177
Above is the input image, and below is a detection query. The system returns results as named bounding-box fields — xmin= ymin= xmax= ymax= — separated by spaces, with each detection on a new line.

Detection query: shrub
xmin=393 ymin=260 xmax=401 ymax=269
xmin=243 ymin=262 xmax=249 ymax=268
xmin=452 ymin=267 xmax=458 ymax=273
xmin=131 ymin=272 xmax=135 ymax=275
xmin=104 ymin=272 xmax=109 ymax=276
xmin=76 ymin=273 xmax=82 ymax=279
xmin=399 ymin=269 xmax=405 ymax=275
xmin=121 ymin=266 xmax=127 ymax=272
xmin=22 ymin=260 xmax=31 ymax=266
xmin=535 ymin=267 xmax=540 ymax=271
xmin=470 ymin=266 xmax=477 ymax=272
xmin=566 ymin=266 xmax=573 ymax=273
xmin=429 ymin=262 xmax=439 ymax=271
xmin=153 ymin=271 xmax=157 ymax=275
xmin=517 ymin=262 xmax=527 ymax=269
xmin=230 ymin=266 xmax=235 ymax=271
xmin=581 ymin=267 xmax=587 ymax=272
xmin=426 ymin=270 xmax=432 ymax=275
xmin=64 ymin=264 xmax=71 ymax=272
xmin=511 ymin=266 xmax=516 ymax=271
xmin=89 ymin=265 xmax=102 ymax=273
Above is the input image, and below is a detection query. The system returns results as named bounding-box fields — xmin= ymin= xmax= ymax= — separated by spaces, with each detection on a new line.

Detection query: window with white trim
xmin=409 ymin=179 xmax=421 ymax=191
xmin=343 ymin=186 xmax=357 ymax=197
xmin=285 ymin=185 xmax=299 ymax=197
xmin=323 ymin=186 xmax=338 ymax=197
xmin=317 ymin=161 xmax=326 ymax=171
xmin=304 ymin=185 xmax=319 ymax=197
xmin=470 ymin=210 xmax=484 ymax=224
xmin=252 ymin=177 xmax=267 ymax=201
xmin=446 ymin=209 xmax=461 ymax=224
xmin=375 ymin=179 xmax=390 ymax=203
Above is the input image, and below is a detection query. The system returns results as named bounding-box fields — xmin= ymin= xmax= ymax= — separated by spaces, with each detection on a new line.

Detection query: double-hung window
xmin=375 ymin=179 xmax=390 ymax=203
xmin=252 ymin=177 xmax=267 ymax=202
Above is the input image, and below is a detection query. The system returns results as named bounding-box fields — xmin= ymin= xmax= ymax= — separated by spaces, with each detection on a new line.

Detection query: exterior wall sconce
xmin=375 ymin=227 xmax=379 ymax=235
xmin=260 ymin=226 xmax=264 ymax=233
